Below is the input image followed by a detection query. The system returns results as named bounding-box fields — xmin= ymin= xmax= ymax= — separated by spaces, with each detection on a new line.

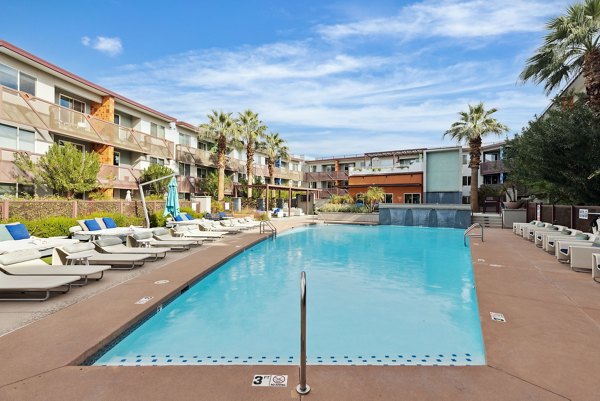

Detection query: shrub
xmin=17 ymin=216 xmax=77 ymax=237
xmin=148 ymin=212 xmax=167 ymax=228
xmin=317 ymin=203 xmax=370 ymax=213
xmin=212 ymin=201 xmax=225 ymax=213
xmin=82 ymin=211 xmax=143 ymax=227
xmin=180 ymin=206 xmax=201 ymax=219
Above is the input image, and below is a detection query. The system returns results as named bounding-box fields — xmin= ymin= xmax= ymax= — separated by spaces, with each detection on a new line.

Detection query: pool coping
xmin=0 ymin=222 xmax=599 ymax=400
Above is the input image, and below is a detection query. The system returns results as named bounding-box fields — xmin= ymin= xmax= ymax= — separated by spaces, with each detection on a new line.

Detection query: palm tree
xmin=199 ymin=110 xmax=239 ymax=201
xmin=261 ymin=132 xmax=290 ymax=185
xmin=520 ymin=0 xmax=600 ymax=111
xmin=237 ymin=110 xmax=266 ymax=199
xmin=444 ymin=103 xmax=508 ymax=212
xmin=365 ymin=186 xmax=385 ymax=212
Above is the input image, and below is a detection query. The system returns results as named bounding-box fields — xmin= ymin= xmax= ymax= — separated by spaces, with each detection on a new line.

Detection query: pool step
xmin=472 ymin=214 xmax=503 ymax=228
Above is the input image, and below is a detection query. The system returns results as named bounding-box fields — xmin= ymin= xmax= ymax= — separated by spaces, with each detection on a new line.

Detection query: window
xmin=179 ymin=163 xmax=191 ymax=176
xmin=462 ymin=176 xmax=471 ymax=186
xmin=462 ymin=155 xmax=468 ymax=165
xmin=310 ymin=165 xmax=317 ymax=172
xmin=309 ymin=182 xmax=317 ymax=189
xmin=0 ymin=125 xmax=34 ymax=152
xmin=114 ymin=113 xmax=121 ymax=125
xmin=197 ymin=167 xmax=207 ymax=178
xmin=397 ymin=157 xmax=418 ymax=167
xmin=0 ymin=64 xmax=18 ymax=90
xmin=19 ymin=72 xmax=36 ymax=96
xmin=58 ymin=139 xmax=84 ymax=152
xmin=384 ymin=193 xmax=393 ymax=203
xmin=404 ymin=193 xmax=421 ymax=204
xmin=149 ymin=156 xmax=165 ymax=166
xmin=197 ymin=141 xmax=208 ymax=151
xmin=151 ymin=123 xmax=165 ymax=138
xmin=59 ymin=94 xmax=85 ymax=113
xmin=113 ymin=151 xmax=120 ymax=166
xmin=179 ymin=133 xmax=192 ymax=147
xmin=462 ymin=196 xmax=470 ymax=205
xmin=483 ymin=174 xmax=500 ymax=185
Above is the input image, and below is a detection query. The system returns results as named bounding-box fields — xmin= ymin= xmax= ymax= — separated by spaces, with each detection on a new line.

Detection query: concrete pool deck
xmin=0 ymin=221 xmax=598 ymax=400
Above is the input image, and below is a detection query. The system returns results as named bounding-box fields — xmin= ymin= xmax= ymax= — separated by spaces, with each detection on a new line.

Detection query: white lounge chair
xmin=513 ymin=220 xmax=541 ymax=236
xmin=592 ymin=253 xmax=600 ymax=283
xmin=0 ymin=250 xmax=110 ymax=286
xmin=93 ymin=237 xmax=170 ymax=261
xmin=127 ymin=231 xmax=192 ymax=251
xmin=0 ymin=270 xmax=79 ymax=301
xmin=171 ymin=225 xmax=225 ymax=240
xmin=568 ymin=240 xmax=600 ymax=272
xmin=555 ymin=234 xmax=598 ymax=263
xmin=53 ymin=242 xmax=150 ymax=270
xmin=152 ymin=228 xmax=203 ymax=246
xmin=543 ymin=229 xmax=584 ymax=253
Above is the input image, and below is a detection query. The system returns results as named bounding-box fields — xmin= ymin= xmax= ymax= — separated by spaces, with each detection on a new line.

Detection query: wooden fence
xmin=0 ymin=200 xmax=195 ymax=221
xmin=526 ymin=202 xmax=600 ymax=233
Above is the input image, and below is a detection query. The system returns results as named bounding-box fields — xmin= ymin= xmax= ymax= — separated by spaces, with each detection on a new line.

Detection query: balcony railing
xmin=480 ymin=160 xmax=506 ymax=175
xmin=176 ymin=145 xmax=216 ymax=167
xmin=98 ymin=165 xmax=140 ymax=190
xmin=0 ymin=86 xmax=174 ymax=159
xmin=348 ymin=163 xmax=423 ymax=176
xmin=305 ymin=171 xmax=348 ymax=182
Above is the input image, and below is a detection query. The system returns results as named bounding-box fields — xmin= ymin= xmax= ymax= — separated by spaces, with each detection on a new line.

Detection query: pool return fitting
xmin=296 ymin=271 xmax=310 ymax=395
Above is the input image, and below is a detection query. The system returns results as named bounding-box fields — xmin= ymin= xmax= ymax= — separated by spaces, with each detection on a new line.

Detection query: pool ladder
xmin=259 ymin=220 xmax=277 ymax=238
xmin=464 ymin=223 xmax=484 ymax=246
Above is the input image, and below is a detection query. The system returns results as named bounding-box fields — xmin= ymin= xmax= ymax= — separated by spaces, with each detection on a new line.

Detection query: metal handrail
xmin=464 ymin=223 xmax=484 ymax=246
xmin=259 ymin=220 xmax=277 ymax=238
xmin=296 ymin=271 xmax=310 ymax=395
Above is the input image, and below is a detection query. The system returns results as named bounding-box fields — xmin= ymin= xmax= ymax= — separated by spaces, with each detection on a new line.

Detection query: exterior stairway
xmin=472 ymin=213 xmax=503 ymax=228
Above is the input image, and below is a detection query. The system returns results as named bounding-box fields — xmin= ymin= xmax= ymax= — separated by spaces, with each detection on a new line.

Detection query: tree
xmin=237 ymin=110 xmax=266 ymax=199
xmin=444 ymin=103 xmax=509 ymax=212
xmin=261 ymin=132 xmax=290 ymax=185
xmin=139 ymin=164 xmax=175 ymax=195
xmin=199 ymin=170 xmax=232 ymax=199
xmin=364 ymin=186 xmax=385 ymax=212
xmin=505 ymin=98 xmax=600 ymax=204
xmin=14 ymin=142 xmax=101 ymax=198
xmin=200 ymin=111 xmax=240 ymax=201
xmin=520 ymin=0 xmax=600 ymax=111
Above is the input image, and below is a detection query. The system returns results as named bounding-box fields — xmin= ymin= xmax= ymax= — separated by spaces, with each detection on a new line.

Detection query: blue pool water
xmin=94 ymin=225 xmax=485 ymax=366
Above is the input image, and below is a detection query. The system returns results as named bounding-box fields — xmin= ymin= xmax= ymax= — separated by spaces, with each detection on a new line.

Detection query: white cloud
xmin=317 ymin=0 xmax=567 ymax=41
xmin=81 ymin=36 xmax=123 ymax=56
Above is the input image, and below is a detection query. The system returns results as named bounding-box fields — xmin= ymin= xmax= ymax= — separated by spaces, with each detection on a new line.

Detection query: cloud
xmin=317 ymin=0 xmax=566 ymax=41
xmin=81 ymin=36 xmax=123 ymax=56
xmin=96 ymin=1 xmax=559 ymax=157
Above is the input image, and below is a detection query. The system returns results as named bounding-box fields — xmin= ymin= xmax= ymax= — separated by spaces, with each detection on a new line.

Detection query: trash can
xmin=232 ymin=197 xmax=242 ymax=212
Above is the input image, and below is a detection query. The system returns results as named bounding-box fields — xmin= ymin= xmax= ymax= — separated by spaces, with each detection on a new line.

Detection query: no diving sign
xmin=252 ymin=374 xmax=288 ymax=387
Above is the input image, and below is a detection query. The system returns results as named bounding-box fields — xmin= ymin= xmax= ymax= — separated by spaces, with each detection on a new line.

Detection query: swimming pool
xmin=93 ymin=225 xmax=485 ymax=366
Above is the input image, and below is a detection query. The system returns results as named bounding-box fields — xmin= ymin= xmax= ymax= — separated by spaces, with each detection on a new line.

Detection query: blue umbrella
xmin=163 ymin=176 xmax=180 ymax=218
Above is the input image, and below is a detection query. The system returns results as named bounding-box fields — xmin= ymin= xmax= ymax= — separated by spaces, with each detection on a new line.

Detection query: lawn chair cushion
xmin=185 ymin=213 xmax=194 ymax=220
xmin=77 ymin=219 xmax=89 ymax=231
xmin=84 ymin=219 xmax=102 ymax=231
xmin=95 ymin=237 xmax=123 ymax=247
xmin=102 ymin=217 xmax=118 ymax=228
xmin=153 ymin=228 xmax=169 ymax=236
xmin=0 ymin=225 xmax=13 ymax=242
xmin=63 ymin=242 xmax=95 ymax=253
xmin=0 ymin=250 xmax=42 ymax=265
xmin=536 ymin=222 xmax=545 ymax=227
xmin=593 ymin=238 xmax=600 ymax=248
xmin=95 ymin=218 xmax=108 ymax=229
xmin=174 ymin=214 xmax=184 ymax=222
xmin=6 ymin=223 xmax=30 ymax=240
xmin=575 ymin=234 xmax=589 ymax=240
xmin=132 ymin=232 xmax=152 ymax=240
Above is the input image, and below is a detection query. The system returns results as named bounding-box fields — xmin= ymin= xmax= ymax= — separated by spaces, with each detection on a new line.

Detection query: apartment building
xmin=305 ymin=146 xmax=468 ymax=204
xmin=460 ymin=142 xmax=509 ymax=204
xmin=0 ymin=40 xmax=305 ymax=199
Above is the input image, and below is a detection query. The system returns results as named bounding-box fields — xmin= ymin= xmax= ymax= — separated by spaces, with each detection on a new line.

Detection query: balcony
xmin=176 ymin=145 xmax=216 ymax=167
xmin=480 ymin=160 xmax=506 ymax=175
xmin=305 ymin=171 xmax=348 ymax=182
xmin=348 ymin=163 xmax=423 ymax=176
xmin=0 ymin=85 xmax=175 ymax=159
xmin=98 ymin=165 xmax=140 ymax=190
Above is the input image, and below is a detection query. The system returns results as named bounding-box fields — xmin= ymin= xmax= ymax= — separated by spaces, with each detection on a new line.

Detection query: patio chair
xmin=592 ymin=253 xmax=600 ymax=283
xmin=0 ymin=250 xmax=110 ymax=286
xmin=555 ymin=235 xmax=599 ymax=263
xmin=0 ymin=269 xmax=79 ymax=301
xmin=127 ymin=231 xmax=191 ymax=252
xmin=199 ymin=220 xmax=241 ymax=233
xmin=522 ymin=222 xmax=553 ymax=240
xmin=93 ymin=237 xmax=170 ymax=261
xmin=567 ymin=239 xmax=600 ymax=272
xmin=152 ymin=228 xmax=203 ymax=246
xmin=513 ymin=220 xmax=541 ymax=236
xmin=533 ymin=225 xmax=568 ymax=247
xmin=543 ymin=229 xmax=584 ymax=253
xmin=53 ymin=242 xmax=150 ymax=270
xmin=171 ymin=225 xmax=224 ymax=240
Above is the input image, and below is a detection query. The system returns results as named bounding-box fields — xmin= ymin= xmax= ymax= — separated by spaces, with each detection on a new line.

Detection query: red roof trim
xmin=0 ymin=40 xmax=179 ymax=122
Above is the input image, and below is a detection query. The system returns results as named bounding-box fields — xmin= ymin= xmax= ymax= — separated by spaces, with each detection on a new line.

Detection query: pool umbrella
xmin=163 ymin=177 xmax=180 ymax=218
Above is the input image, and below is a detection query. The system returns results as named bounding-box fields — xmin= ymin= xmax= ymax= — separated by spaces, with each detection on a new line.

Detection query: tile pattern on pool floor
xmin=98 ymin=353 xmax=481 ymax=366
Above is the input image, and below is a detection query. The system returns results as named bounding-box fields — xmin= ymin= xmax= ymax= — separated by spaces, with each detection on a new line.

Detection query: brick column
xmin=90 ymin=96 xmax=116 ymax=197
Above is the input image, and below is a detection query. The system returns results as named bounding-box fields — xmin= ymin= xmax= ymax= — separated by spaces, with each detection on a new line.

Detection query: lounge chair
xmin=0 ymin=222 xmax=78 ymax=256
xmin=152 ymin=228 xmax=203 ymax=246
xmin=171 ymin=225 xmax=225 ymax=240
xmin=513 ymin=220 xmax=541 ymax=236
xmin=53 ymin=242 xmax=150 ymax=270
xmin=533 ymin=225 xmax=568 ymax=247
xmin=0 ymin=270 xmax=79 ymax=301
xmin=0 ymin=250 xmax=110 ymax=286
xmin=522 ymin=222 xmax=553 ymax=240
xmin=199 ymin=220 xmax=241 ymax=233
xmin=127 ymin=231 xmax=191 ymax=251
xmin=568 ymin=239 xmax=600 ymax=272
xmin=93 ymin=237 xmax=170 ymax=261
xmin=219 ymin=219 xmax=251 ymax=230
xmin=543 ymin=229 xmax=584 ymax=253
xmin=555 ymin=235 xmax=599 ymax=263
xmin=592 ymin=253 xmax=600 ymax=283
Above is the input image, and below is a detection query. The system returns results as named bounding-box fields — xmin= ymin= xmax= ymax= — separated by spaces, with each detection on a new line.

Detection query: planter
xmin=503 ymin=201 xmax=521 ymax=209
xmin=317 ymin=212 xmax=379 ymax=224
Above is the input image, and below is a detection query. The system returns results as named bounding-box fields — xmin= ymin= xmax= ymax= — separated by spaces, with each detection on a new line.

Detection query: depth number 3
xmin=253 ymin=376 xmax=264 ymax=385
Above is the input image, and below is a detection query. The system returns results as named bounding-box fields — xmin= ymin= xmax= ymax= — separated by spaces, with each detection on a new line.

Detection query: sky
xmin=2 ymin=0 xmax=572 ymax=157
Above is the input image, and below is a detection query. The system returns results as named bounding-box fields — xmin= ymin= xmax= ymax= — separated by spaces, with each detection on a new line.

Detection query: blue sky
xmin=4 ymin=0 xmax=571 ymax=157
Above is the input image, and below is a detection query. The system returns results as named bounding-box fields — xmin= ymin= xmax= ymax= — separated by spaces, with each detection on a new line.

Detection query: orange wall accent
xmin=348 ymin=172 xmax=423 ymax=203
xmin=90 ymin=96 xmax=115 ymax=123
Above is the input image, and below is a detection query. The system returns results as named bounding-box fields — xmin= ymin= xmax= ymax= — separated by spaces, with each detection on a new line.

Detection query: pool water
xmin=94 ymin=225 xmax=485 ymax=366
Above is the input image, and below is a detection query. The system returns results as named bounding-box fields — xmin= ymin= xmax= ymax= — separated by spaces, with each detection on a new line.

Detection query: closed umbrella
xmin=163 ymin=177 xmax=180 ymax=218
